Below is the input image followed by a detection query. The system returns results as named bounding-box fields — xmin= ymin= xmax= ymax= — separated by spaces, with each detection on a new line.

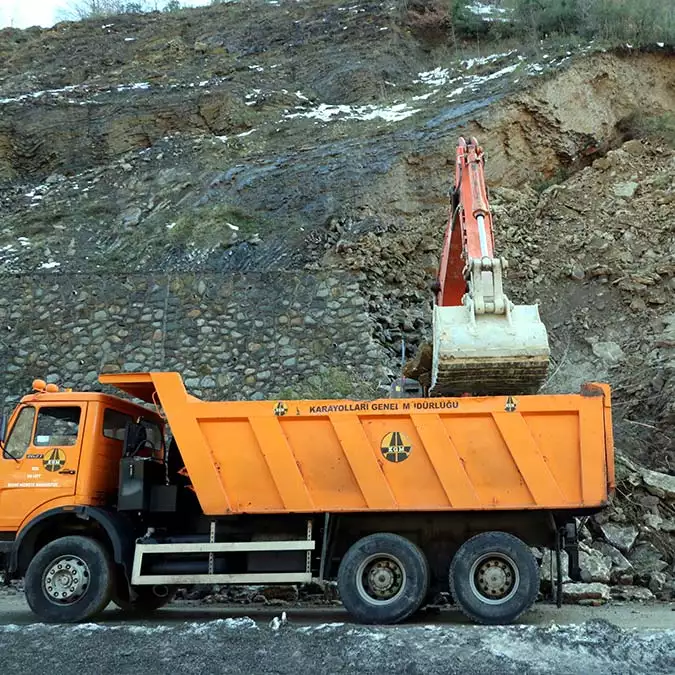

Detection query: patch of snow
xmin=101 ymin=23 xmax=114 ymax=29
xmin=69 ymin=623 xmax=104 ymax=631
xmin=270 ymin=612 xmax=287 ymax=631
xmin=415 ymin=67 xmax=449 ymax=86
xmin=295 ymin=91 xmax=309 ymax=101
xmin=626 ymin=43 xmax=633 ymax=48
xmin=466 ymin=2 xmax=509 ymax=15
xmin=246 ymin=89 xmax=263 ymax=99
xmin=657 ymin=42 xmax=664 ymax=47
xmin=39 ymin=261 xmax=60 ymax=270
xmin=237 ymin=129 xmax=257 ymax=137
xmin=226 ymin=222 xmax=239 ymax=231
xmin=124 ymin=37 xmax=136 ymax=42
xmin=284 ymin=102 xmax=419 ymax=123
xmin=126 ymin=625 xmax=170 ymax=634
xmin=463 ymin=49 xmax=518 ymax=69
xmin=446 ymin=86 xmax=464 ymax=98
xmin=248 ymin=65 xmax=264 ymax=72
xmin=314 ymin=622 xmax=345 ymax=630
xmin=18 ymin=237 xmax=31 ymax=247
xmin=412 ymin=90 xmax=437 ymax=101
xmin=167 ymin=222 xmax=176 ymax=230
xmin=116 ymin=82 xmax=150 ymax=92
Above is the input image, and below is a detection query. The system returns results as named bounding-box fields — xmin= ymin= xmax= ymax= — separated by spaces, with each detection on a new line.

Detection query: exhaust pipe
xmin=152 ymin=585 xmax=170 ymax=598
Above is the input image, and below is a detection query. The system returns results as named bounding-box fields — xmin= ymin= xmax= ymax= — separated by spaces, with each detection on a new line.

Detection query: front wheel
xmin=337 ymin=532 xmax=429 ymax=624
xmin=24 ymin=535 xmax=113 ymax=623
xmin=449 ymin=531 xmax=539 ymax=625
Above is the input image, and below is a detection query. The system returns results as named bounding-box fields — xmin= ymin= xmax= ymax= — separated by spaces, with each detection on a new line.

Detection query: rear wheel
xmin=25 ymin=535 xmax=113 ymax=623
xmin=449 ymin=531 xmax=539 ymax=625
xmin=337 ymin=533 xmax=429 ymax=624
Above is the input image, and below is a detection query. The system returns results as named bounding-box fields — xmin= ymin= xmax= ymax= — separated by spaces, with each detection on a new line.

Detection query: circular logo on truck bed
xmin=380 ymin=432 xmax=412 ymax=463
xmin=43 ymin=448 xmax=66 ymax=472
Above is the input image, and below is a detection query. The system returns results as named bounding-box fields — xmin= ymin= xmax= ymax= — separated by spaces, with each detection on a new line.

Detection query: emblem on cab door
xmin=43 ymin=448 xmax=66 ymax=472
xmin=273 ymin=401 xmax=288 ymax=417
xmin=380 ymin=432 xmax=412 ymax=463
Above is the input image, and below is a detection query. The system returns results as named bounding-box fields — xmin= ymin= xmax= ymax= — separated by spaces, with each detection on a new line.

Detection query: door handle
xmin=59 ymin=469 xmax=76 ymax=475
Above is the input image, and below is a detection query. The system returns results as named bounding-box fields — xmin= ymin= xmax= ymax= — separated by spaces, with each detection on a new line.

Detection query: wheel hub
xmin=43 ymin=555 xmax=90 ymax=605
xmin=357 ymin=555 xmax=406 ymax=604
xmin=469 ymin=553 xmax=519 ymax=605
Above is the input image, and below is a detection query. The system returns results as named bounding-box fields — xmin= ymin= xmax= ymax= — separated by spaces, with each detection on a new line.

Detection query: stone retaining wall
xmin=0 ymin=271 xmax=387 ymax=405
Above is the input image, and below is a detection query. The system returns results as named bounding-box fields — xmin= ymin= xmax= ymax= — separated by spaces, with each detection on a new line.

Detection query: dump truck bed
xmin=100 ymin=372 xmax=614 ymax=516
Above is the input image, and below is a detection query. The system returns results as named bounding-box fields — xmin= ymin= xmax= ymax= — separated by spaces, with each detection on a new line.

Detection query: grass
xmin=273 ymin=367 xmax=379 ymax=400
xmin=166 ymin=203 xmax=267 ymax=249
xmin=626 ymin=112 xmax=675 ymax=148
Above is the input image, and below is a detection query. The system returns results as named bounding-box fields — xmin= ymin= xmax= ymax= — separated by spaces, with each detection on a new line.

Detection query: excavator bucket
xmin=430 ymin=302 xmax=550 ymax=397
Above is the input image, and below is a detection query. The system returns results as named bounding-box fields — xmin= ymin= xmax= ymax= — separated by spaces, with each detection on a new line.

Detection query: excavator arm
xmin=430 ymin=137 xmax=550 ymax=396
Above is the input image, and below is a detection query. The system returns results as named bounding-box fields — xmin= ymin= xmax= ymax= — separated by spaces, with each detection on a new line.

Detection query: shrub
xmin=508 ymin=0 xmax=675 ymax=44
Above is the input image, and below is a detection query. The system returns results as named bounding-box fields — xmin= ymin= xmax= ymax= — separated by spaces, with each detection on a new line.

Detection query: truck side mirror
xmin=0 ymin=411 xmax=7 ymax=445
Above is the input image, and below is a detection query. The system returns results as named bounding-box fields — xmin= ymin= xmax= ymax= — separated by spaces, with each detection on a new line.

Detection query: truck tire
xmin=113 ymin=586 xmax=176 ymax=613
xmin=24 ymin=535 xmax=113 ymax=623
xmin=449 ymin=531 xmax=539 ymax=625
xmin=337 ymin=533 xmax=429 ymax=624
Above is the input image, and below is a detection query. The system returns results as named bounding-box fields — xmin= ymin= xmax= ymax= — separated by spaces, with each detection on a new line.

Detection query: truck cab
xmin=0 ymin=379 xmax=164 ymax=589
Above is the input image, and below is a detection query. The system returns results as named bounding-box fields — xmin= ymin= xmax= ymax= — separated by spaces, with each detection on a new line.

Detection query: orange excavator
xmin=429 ymin=137 xmax=550 ymax=396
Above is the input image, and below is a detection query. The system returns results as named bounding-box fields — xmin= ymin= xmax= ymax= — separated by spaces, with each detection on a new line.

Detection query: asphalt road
xmin=1 ymin=594 xmax=674 ymax=675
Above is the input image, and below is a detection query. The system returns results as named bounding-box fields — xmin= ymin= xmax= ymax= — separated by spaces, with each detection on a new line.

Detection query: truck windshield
xmin=4 ymin=406 xmax=36 ymax=460
xmin=34 ymin=407 xmax=81 ymax=447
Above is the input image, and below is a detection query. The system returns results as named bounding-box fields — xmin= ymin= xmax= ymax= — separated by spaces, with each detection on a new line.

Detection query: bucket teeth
xmin=431 ymin=357 xmax=549 ymax=397
xmin=429 ymin=304 xmax=550 ymax=397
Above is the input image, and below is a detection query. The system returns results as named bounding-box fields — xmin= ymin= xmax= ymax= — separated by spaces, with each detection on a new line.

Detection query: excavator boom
xmin=430 ymin=137 xmax=550 ymax=396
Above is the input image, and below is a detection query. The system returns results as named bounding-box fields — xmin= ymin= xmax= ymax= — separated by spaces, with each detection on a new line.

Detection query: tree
xmin=56 ymin=0 xmax=180 ymax=20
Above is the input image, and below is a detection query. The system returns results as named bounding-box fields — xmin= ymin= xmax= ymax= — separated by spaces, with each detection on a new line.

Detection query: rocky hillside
xmin=0 ymin=0 xmax=674 ymax=599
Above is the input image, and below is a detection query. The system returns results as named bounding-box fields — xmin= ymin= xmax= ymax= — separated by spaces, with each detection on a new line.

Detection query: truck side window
xmin=142 ymin=421 xmax=164 ymax=453
xmin=4 ymin=406 xmax=36 ymax=460
xmin=34 ymin=407 xmax=81 ymax=447
xmin=103 ymin=409 xmax=133 ymax=441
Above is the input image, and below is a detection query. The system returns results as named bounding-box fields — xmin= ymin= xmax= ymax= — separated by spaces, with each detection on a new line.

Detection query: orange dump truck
xmin=0 ymin=372 xmax=614 ymax=625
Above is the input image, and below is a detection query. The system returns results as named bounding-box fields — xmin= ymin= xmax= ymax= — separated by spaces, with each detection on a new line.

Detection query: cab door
xmin=0 ymin=403 xmax=87 ymax=531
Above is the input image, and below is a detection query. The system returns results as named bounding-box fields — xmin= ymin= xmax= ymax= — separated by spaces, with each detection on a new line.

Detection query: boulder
xmin=599 ymin=523 xmax=638 ymax=553
xmin=539 ymin=549 xmax=570 ymax=583
xmin=592 ymin=341 xmax=624 ymax=364
xmin=643 ymin=512 xmax=663 ymax=530
xmin=610 ymin=586 xmax=654 ymax=601
xmin=648 ymin=571 xmax=668 ymax=596
xmin=612 ymin=181 xmax=639 ymax=198
xmin=591 ymin=541 xmax=634 ymax=583
xmin=628 ymin=543 xmax=668 ymax=577
xmin=579 ymin=543 xmax=611 ymax=583
xmin=640 ymin=468 xmax=675 ymax=501
xmin=562 ymin=582 xmax=610 ymax=605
